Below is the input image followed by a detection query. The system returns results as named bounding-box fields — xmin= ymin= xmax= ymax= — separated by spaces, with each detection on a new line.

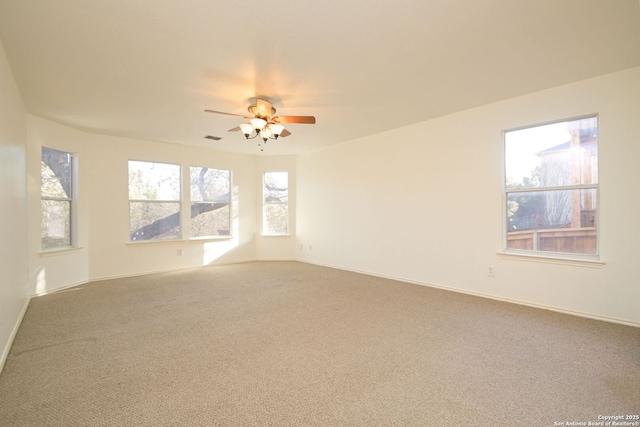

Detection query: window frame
xmin=41 ymin=146 xmax=76 ymax=251
xmin=262 ymin=171 xmax=289 ymax=236
xmin=128 ymin=160 xmax=182 ymax=242
xmin=502 ymin=115 xmax=600 ymax=261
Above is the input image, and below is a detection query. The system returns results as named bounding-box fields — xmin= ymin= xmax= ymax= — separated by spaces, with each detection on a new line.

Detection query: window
xmin=190 ymin=167 xmax=231 ymax=237
xmin=504 ymin=117 xmax=598 ymax=256
xmin=41 ymin=147 xmax=74 ymax=250
xmin=263 ymin=171 xmax=289 ymax=235
xmin=128 ymin=161 xmax=181 ymax=241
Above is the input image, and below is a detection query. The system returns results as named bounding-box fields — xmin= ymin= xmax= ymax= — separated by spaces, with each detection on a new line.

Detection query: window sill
xmin=128 ymin=236 xmax=235 ymax=246
xmin=261 ymin=233 xmax=291 ymax=237
xmin=127 ymin=239 xmax=184 ymax=246
xmin=39 ymin=246 xmax=83 ymax=257
xmin=188 ymin=235 xmax=233 ymax=242
xmin=497 ymin=251 xmax=604 ymax=268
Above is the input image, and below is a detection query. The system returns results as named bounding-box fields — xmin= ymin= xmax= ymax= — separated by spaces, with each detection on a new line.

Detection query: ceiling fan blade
xmin=204 ymin=109 xmax=245 ymax=118
xmin=255 ymin=98 xmax=273 ymax=117
xmin=228 ymin=126 xmax=241 ymax=132
xmin=280 ymin=129 xmax=292 ymax=137
xmin=273 ymin=115 xmax=316 ymax=124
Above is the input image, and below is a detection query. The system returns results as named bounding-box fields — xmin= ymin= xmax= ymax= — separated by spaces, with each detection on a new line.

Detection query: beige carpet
xmin=1 ymin=261 xmax=638 ymax=426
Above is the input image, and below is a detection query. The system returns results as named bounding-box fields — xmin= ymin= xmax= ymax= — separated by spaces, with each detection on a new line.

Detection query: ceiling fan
xmin=205 ymin=98 xmax=316 ymax=149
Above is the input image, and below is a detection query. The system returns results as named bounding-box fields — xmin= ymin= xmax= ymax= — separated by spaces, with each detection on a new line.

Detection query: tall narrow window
xmin=504 ymin=117 xmax=598 ymax=256
xmin=190 ymin=167 xmax=231 ymax=237
xmin=41 ymin=147 xmax=74 ymax=250
xmin=128 ymin=161 xmax=181 ymax=241
xmin=263 ymin=171 xmax=289 ymax=235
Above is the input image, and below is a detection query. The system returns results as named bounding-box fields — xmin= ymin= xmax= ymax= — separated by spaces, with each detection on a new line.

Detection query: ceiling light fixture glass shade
xmin=250 ymin=118 xmax=267 ymax=130
xmin=239 ymin=123 xmax=253 ymax=138
xmin=261 ymin=126 xmax=273 ymax=142
xmin=269 ymin=124 xmax=285 ymax=138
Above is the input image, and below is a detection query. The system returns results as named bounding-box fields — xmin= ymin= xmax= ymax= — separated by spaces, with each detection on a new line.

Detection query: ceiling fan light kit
xmin=205 ymin=98 xmax=315 ymax=151
xmin=249 ymin=118 xmax=267 ymax=130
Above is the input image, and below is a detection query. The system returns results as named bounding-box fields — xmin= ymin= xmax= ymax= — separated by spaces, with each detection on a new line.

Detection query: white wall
xmin=89 ymin=131 xmax=261 ymax=280
xmin=0 ymin=40 xmax=29 ymax=367
xmin=27 ymin=117 xmax=91 ymax=292
xmin=26 ymin=117 xmax=268 ymax=284
xmin=297 ymin=67 xmax=640 ymax=326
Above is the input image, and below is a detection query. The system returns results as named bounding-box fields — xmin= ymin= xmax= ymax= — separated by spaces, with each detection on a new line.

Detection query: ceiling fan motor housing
xmin=248 ymin=103 xmax=276 ymax=119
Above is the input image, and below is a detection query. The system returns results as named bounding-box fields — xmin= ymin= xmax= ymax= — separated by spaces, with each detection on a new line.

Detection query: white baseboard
xmin=88 ymin=258 xmax=258 ymax=284
xmin=7 ymin=257 xmax=634 ymax=377
xmin=30 ymin=259 xmax=260 ymax=297
xmin=0 ymin=296 xmax=31 ymax=374
xmin=33 ymin=279 xmax=89 ymax=296
xmin=298 ymin=259 xmax=640 ymax=329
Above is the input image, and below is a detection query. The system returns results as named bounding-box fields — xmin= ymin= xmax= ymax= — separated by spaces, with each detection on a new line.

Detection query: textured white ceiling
xmin=1 ymin=0 xmax=639 ymax=155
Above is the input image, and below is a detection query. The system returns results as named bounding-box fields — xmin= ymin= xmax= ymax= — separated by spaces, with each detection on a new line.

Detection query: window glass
xmin=41 ymin=147 xmax=73 ymax=250
xmin=504 ymin=117 xmax=598 ymax=256
xmin=190 ymin=167 xmax=231 ymax=237
xmin=128 ymin=161 xmax=181 ymax=241
xmin=263 ymin=171 xmax=289 ymax=235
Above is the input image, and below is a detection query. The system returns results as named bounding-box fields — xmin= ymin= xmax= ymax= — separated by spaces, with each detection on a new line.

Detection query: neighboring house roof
xmin=535 ymin=141 xmax=571 ymax=156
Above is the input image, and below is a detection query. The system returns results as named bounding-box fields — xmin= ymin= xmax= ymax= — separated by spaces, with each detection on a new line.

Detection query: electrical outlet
xmin=300 ymin=243 xmax=304 ymax=250
xmin=488 ymin=266 xmax=494 ymax=277
xmin=177 ymin=249 xmax=183 ymax=256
